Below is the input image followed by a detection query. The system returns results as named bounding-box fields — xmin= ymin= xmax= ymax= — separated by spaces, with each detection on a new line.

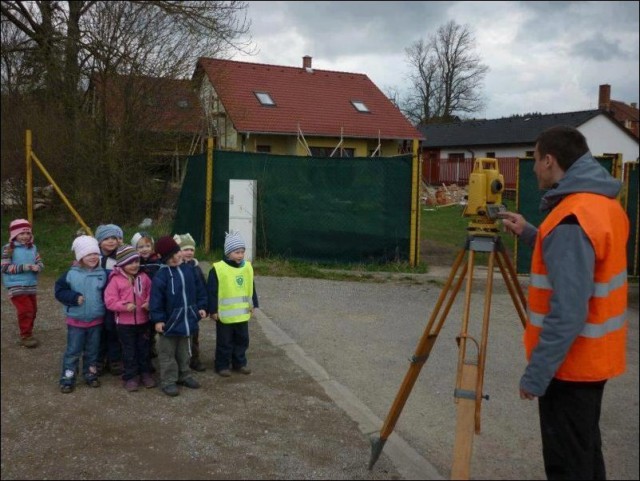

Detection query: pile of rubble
xmin=421 ymin=182 xmax=468 ymax=207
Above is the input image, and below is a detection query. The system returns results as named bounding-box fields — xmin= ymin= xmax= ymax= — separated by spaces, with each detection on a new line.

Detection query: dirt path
xmin=1 ymin=276 xmax=400 ymax=480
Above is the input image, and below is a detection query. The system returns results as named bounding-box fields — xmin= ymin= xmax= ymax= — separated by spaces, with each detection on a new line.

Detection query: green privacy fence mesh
xmin=514 ymin=156 xmax=640 ymax=275
xmin=173 ymin=151 xmax=414 ymax=263
xmin=625 ymin=162 xmax=639 ymax=277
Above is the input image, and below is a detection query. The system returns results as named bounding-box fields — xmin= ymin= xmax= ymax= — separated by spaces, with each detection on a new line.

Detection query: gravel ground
xmin=257 ymin=273 xmax=639 ymax=480
xmin=1 ymin=276 xmax=400 ymax=480
xmin=3 ymin=264 xmax=637 ymax=480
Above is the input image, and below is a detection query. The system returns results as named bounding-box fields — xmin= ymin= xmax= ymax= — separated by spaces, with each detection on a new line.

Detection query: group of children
xmin=1 ymin=218 xmax=258 ymax=397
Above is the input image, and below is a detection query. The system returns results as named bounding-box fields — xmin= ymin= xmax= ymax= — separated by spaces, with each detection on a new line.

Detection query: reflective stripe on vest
xmin=214 ymin=261 xmax=254 ymax=324
xmin=525 ymin=192 xmax=628 ymax=382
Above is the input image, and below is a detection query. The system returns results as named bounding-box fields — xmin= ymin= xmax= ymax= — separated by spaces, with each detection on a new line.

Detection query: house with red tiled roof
xmin=598 ymin=84 xmax=639 ymax=138
xmin=192 ymin=56 xmax=422 ymax=156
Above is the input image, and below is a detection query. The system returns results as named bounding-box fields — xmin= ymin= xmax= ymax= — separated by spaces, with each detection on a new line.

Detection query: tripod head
xmin=463 ymin=158 xmax=506 ymax=235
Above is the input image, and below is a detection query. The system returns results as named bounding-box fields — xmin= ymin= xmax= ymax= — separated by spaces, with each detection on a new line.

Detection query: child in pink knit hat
xmin=1 ymin=219 xmax=43 ymax=348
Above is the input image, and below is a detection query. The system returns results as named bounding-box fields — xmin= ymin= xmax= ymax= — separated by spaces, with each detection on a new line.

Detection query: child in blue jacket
xmin=149 ymin=236 xmax=208 ymax=397
xmin=54 ymin=236 xmax=107 ymax=393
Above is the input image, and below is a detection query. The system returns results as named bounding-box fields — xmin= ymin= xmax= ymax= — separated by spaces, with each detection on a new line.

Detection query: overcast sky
xmin=234 ymin=1 xmax=639 ymax=120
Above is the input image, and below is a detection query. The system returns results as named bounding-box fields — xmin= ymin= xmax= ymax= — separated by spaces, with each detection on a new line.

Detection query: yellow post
xmin=30 ymin=152 xmax=92 ymax=235
xmin=204 ymin=137 xmax=214 ymax=253
xmin=25 ymin=130 xmax=33 ymax=224
xmin=413 ymin=138 xmax=421 ymax=265
xmin=409 ymin=138 xmax=420 ymax=266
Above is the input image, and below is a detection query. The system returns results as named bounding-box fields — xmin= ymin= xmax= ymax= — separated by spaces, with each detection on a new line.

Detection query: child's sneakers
xmin=123 ymin=378 xmax=139 ymax=392
xmin=86 ymin=378 xmax=100 ymax=388
xmin=177 ymin=377 xmax=200 ymax=389
xmin=233 ymin=366 xmax=252 ymax=375
xmin=60 ymin=384 xmax=74 ymax=394
xmin=21 ymin=336 xmax=39 ymax=348
xmin=141 ymin=373 xmax=156 ymax=389
xmin=162 ymin=384 xmax=179 ymax=397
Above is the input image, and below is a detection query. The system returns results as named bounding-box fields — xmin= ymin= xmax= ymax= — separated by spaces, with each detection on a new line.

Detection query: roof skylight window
xmin=351 ymin=100 xmax=370 ymax=113
xmin=255 ymin=92 xmax=275 ymax=106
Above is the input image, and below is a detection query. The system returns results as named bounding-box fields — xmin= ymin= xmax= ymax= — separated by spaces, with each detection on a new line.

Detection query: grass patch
xmin=2 ymin=199 xmax=516 ymax=282
xmin=420 ymin=200 xmax=517 ymax=254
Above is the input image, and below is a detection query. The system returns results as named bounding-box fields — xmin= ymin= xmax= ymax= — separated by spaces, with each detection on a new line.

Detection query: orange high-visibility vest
xmin=525 ymin=192 xmax=629 ymax=382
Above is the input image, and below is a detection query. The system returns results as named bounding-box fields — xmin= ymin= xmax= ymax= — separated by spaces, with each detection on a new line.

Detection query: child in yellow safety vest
xmin=206 ymin=231 xmax=259 ymax=377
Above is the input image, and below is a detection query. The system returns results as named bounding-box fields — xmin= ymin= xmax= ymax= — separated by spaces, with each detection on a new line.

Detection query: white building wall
xmin=438 ymin=114 xmax=639 ymax=162
xmin=578 ymin=116 xmax=639 ymax=162
xmin=439 ymin=145 xmax=533 ymax=158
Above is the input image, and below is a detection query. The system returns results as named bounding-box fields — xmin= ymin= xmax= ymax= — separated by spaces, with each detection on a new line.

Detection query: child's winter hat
xmin=224 ymin=231 xmax=246 ymax=256
xmin=155 ymin=236 xmax=181 ymax=263
xmin=72 ymin=235 xmax=100 ymax=261
xmin=9 ymin=219 xmax=33 ymax=243
xmin=115 ymin=244 xmax=140 ymax=267
xmin=173 ymin=233 xmax=196 ymax=251
xmin=95 ymin=224 xmax=123 ymax=243
xmin=131 ymin=232 xmax=154 ymax=248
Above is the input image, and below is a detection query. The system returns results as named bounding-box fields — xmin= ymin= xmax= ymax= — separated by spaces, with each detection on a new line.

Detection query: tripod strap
xmin=410 ymin=354 xmax=430 ymax=364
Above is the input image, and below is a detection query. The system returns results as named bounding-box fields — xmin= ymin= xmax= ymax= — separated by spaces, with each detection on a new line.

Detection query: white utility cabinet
xmin=228 ymin=179 xmax=257 ymax=261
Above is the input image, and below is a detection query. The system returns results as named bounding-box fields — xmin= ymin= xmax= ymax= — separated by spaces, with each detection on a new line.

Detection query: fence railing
xmin=422 ymin=157 xmax=518 ymax=190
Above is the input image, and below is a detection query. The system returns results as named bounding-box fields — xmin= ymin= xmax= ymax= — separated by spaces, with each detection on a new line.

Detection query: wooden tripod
xmin=368 ymin=233 xmax=528 ymax=480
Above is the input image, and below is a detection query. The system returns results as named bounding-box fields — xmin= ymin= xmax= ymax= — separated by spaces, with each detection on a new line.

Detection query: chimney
xmin=303 ymin=55 xmax=312 ymax=70
xmin=598 ymin=84 xmax=611 ymax=110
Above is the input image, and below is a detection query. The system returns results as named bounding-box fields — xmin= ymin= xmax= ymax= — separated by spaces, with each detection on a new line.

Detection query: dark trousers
xmin=117 ymin=323 xmax=151 ymax=381
xmin=10 ymin=294 xmax=37 ymax=338
xmin=98 ymin=311 xmax=122 ymax=367
xmin=215 ymin=321 xmax=249 ymax=372
xmin=190 ymin=330 xmax=201 ymax=366
xmin=538 ymin=378 xmax=607 ymax=480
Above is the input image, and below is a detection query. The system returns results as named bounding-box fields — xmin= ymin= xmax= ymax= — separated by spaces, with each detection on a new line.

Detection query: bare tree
xmin=1 ymin=1 xmax=254 ymax=220
xmin=401 ymin=21 xmax=488 ymax=125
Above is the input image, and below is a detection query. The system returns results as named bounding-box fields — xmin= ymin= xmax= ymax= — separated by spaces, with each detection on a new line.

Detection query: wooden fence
xmin=422 ymin=157 xmax=518 ymax=190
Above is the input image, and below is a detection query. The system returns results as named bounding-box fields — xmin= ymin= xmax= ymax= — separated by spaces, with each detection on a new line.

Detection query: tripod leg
xmin=449 ymin=248 xmax=485 ymax=480
xmin=474 ymin=250 xmax=495 ymax=433
xmin=369 ymin=248 xmax=468 ymax=470
xmin=450 ymin=361 xmax=478 ymax=480
xmin=495 ymin=250 xmax=527 ymax=329
xmin=452 ymin=244 xmax=496 ymax=479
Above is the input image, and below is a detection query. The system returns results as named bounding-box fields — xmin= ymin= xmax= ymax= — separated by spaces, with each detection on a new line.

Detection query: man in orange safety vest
xmin=501 ymin=126 xmax=629 ymax=480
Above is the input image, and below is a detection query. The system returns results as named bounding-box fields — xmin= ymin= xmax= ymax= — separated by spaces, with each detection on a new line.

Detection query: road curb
xmin=255 ymin=310 xmax=444 ymax=480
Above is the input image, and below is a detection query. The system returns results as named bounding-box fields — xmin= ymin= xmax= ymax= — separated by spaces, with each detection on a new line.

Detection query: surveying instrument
xmin=368 ymin=158 xmax=528 ymax=479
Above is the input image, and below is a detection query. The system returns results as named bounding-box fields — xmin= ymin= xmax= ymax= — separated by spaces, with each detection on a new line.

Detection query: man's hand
xmin=500 ymin=211 xmax=527 ymax=236
xmin=155 ymin=322 xmax=165 ymax=333
xmin=519 ymin=388 xmax=537 ymax=400
xmin=198 ymin=309 xmax=207 ymax=319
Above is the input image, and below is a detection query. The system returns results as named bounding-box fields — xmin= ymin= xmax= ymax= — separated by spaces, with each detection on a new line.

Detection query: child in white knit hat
xmin=173 ymin=233 xmax=207 ymax=372
xmin=1 ymin=218 xmax=44 ymax=348
xmin=207 ymin=231 xmax=259 ymax=377
xmin=54 ymin=235 xmax=107 ymax=393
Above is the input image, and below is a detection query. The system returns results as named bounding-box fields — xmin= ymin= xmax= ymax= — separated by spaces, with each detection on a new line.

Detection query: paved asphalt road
xmin=255 ymin=269 xmax=639 ymax=480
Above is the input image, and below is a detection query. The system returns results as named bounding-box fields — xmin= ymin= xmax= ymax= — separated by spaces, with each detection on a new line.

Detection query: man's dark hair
xmin=535 ymin=126 xmax=590 ymax=171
